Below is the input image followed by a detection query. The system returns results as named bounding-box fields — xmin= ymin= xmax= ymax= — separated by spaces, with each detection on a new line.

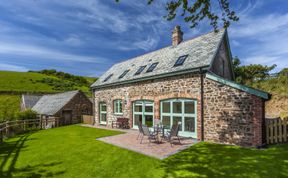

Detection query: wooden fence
xmin=82 ymin=115 xmax=94 ymax=125
xmin=0 ymin=117 xmax=59 ymax=143
xmin=266 ymin=118 xmax=288 ymax=144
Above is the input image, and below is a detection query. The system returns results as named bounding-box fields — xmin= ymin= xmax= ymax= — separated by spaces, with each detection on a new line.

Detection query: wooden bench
xmin=112 ymin=117 xmax=130 ymax=129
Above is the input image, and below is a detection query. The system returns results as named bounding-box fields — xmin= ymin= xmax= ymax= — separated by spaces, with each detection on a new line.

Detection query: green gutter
xmin=206 ymin=72 xmax=270 ymax=100
xmin=92 ymin=66 xmax=210 ymax=90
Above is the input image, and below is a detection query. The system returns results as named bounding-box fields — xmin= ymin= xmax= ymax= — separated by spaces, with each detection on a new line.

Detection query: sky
xmin=0 ymin=0 xmax=287 ymax=77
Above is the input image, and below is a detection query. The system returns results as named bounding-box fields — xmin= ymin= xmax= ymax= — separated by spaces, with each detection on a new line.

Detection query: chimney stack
xmin=172 ymin=25 xmax=183 ymax=46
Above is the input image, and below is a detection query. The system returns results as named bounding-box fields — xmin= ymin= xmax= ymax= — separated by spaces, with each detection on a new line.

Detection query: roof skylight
xmin=119 ymin=70 xmax=129 ymax=79
xmin=146 ymin=62 xmax=159 ymax=73
xmin=103 ymin=74 xmax=113 ymax=82
xmin=135 ymin=65 xmax=146 ymax=75
xmin=174 ymin=55 xmax=188 ymax=67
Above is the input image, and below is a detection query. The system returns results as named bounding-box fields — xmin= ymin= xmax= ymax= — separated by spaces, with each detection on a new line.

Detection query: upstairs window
xmin=146 ymin=62 xmax=159 ymax=73
xmin=119 ymin=70 xmax=130 ymax=79
xmin=174 ymin=55 xmax=188 ymax=67
xmin=135 ymin=65 xmax=146 ymax=75
xmin=114 ymin=99 xmax=123 ymax=115
xmin=103 ymin=74 xmax=113 ymax=82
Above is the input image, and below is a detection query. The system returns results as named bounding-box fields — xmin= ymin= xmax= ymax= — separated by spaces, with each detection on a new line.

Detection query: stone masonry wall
xmin=203 ymin=78 xmax=264 ymax=147
xmin=55 ymin=92 xmax=93 ymax=124
xmin=94 ymin=74 xmax=203 ymax=140
xmin=93 ymin=73 xmax=265 ymax=146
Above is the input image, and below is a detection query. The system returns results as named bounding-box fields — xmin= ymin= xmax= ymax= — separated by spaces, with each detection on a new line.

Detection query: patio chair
xmin=165 ymin=123 xmax=181 ymax=146
xmin=140 ymin=126 xmax=157 ymax=144
xmin=136 ymin=122 xmax=144 ymax=140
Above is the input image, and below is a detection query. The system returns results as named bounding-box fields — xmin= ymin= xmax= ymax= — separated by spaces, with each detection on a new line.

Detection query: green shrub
xmin=16 ymin=109 xmax=37 ymax=120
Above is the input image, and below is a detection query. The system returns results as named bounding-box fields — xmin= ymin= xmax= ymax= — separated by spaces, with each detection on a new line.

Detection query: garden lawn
xmin=1 ymin=125 xmax=288 ymax=178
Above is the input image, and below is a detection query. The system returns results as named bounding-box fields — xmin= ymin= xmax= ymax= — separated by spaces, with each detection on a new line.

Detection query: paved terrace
xmin=82 ymin=124 xmax=198 ymax=159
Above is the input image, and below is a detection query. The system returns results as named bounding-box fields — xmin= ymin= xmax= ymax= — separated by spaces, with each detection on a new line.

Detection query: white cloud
xmin=0 ymin=42 xmax=105 ymax=63
xmin=0 ymin=63 xmax=29 ymax=72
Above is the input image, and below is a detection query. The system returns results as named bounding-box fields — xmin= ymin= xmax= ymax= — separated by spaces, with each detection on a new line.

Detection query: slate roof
xmin=32 ymin=90 xmax=79 ymax=115
xmin=91 ymin=29 xmax=226 ymax=88
xmin=22 ymin=95 xmax=42 ymax=109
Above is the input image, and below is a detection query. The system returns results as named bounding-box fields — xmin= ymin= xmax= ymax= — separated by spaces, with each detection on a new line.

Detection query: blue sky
xmin=0 ymin=0 xmax=287 ymax=77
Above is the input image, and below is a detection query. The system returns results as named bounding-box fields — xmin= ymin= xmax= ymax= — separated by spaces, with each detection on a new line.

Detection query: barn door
xmin=62 ymin=110 xmax=72 ymax=125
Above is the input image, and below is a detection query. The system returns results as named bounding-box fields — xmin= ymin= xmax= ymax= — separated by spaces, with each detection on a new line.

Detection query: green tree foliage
xmin=233 ymin=56 xmax=277 ymax=85
xmin=30 ymin=69 xmax=90 ymax=86
xmin=116 ymin=0 xmax=239 ymax=30
xmin=16 ymin=109 xmax=37 ymax=120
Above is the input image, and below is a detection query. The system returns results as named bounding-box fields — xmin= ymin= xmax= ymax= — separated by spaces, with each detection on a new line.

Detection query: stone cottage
xmin=26 ymin=90 xmax=93 ymax=125
xmin=91 ymin=26 xmax=270 ymax=147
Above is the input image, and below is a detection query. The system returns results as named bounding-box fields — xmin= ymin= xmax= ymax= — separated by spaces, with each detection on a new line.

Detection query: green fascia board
xmin=206 ymin=72 xmax=270 ymax=100
xmin=92 ymin=66 xmax=210 ymax=90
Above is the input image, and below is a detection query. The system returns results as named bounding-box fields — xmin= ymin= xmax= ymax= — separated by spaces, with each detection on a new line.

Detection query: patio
xmin=82 ymin=124 xmax=198 ymax=159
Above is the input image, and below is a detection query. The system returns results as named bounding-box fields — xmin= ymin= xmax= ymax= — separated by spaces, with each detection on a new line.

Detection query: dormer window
xmin=146 ymin=62 xmax=159 ymax=73
xmin=103 ymin=74 xmax=113 ymax=82
xmin=119 ymin=70 xmax=129 ymax=79
xmin=135 ymin=65 xmax=146 ymax=75
xmin=174 ymin=55 xmax=188 ymax=67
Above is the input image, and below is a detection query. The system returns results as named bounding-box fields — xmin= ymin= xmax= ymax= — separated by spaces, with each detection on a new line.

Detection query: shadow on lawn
xmin=0 ymin=132 xmax=65 ymax=178
xmin=160 ymin=142 xmax=288 ymax=177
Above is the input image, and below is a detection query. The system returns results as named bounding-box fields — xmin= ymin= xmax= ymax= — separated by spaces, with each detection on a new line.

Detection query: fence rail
xmin=266 ymin=118 xmax=288 ymax=144
xmin=0 ymin=117 xmax=59 ymax=143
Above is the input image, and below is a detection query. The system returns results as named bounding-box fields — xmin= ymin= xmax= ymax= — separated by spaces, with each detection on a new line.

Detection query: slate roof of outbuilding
xmin=22 ymin=95 xmax=42 ymax=109
xmin=32 ymin=90 xmax=79 ymax=115
xmin=91 ymin=29 xmax=226 ymax=88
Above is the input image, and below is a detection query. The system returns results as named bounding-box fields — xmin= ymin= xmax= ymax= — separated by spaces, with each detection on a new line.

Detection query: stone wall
xmin=55 ymin=92 xmax=93 ymax=124
xmin=93 ymin=73 xmax=265 ymax=147
xmin=203 ymin=78 xmax=264 ymax=147
xmin=94 ymin=74 xmax=203 ymax=140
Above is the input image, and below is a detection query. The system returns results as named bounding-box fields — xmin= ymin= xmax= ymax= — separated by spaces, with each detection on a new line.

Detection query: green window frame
xmin=161 ymin=98 xmax=197 ymax=137
xmin=113 ymin=99 xmax=123 ymax=115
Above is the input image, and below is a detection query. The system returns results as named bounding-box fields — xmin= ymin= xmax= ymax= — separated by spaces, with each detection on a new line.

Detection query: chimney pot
xmin=172 ymin=25 xmax=183 ymax=46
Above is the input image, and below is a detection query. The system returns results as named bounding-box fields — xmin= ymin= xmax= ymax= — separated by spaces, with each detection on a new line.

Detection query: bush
xmin=16 ymin=109 xmax=37 ymax=120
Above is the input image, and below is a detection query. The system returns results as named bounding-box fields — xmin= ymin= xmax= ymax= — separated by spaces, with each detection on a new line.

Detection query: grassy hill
xmin=0 ymin=70 xmax=97 ymax=121
xmin=249 ymin=73 xmax=288 ymax=118
xmin=0 ymin=70 xmax=96 ymax=94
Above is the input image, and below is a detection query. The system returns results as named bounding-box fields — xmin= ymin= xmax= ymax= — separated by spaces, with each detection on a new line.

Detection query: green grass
xmin=0 ymin=71 xmax=57 ymax=93
xmin=0 ymin=125 xmax=163 ymax=178
xmin=1 ymin=125 xmax=288 ymax=178
xmin=0 ymin=70 xmax=96 ymax=94
xmin=0 ymin=95 xmax=21 ymax=122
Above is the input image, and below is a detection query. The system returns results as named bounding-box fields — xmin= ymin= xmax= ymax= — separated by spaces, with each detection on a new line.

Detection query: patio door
xmin=133 ymin=101 xmax=154 ymax=129
xmin=99 ymin=102 xmax=107 ymax=125
xmin=161 ymin=99 xmax=197 ymax=138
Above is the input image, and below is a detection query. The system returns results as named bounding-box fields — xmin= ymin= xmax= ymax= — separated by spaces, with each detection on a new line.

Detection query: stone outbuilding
xmin=91 ymin=27 xmax=270 ymax=147
xmin=22 ymin=90 xmax=93 ymax=125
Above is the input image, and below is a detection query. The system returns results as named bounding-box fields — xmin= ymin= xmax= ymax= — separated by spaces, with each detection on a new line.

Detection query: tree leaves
xmin=115 ymin=0 xmax=239 ymax=30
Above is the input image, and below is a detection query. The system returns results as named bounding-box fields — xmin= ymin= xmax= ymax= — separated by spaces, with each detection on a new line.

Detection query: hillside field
xmin=0 ymin=70 xmax=97 ymax=121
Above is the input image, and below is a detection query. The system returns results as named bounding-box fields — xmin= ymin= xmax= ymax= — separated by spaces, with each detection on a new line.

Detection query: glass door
xmin=133 ymin=101 xmax=154 ymax=128
xmin=99 ymin=102 xmax=107 ymax=125
xmin=161 ymin=99 xmax=197 ymax=137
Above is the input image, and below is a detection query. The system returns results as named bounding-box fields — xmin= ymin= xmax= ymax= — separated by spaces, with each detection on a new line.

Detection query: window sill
xmin=114 ymin=113 xmax=123 ymax=116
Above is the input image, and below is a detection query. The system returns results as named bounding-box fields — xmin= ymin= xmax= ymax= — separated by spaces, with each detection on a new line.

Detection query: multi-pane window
xmin=119 ymin=70 xmax=129 ymax=79
xmin=99 ymin=102 xmax=107 ymax=124
xmin=161 ymin=99 xmax=197 ymax=137
xmin=146 ymin=62 xmax=159 ymax=73
xmin=174 ymin=55 xmax=188 ymax=67
xmin=135 ymin=65 xmax=146 ymax=75
xmin=113 ymin=99 xmax=123 ymax=114
xmin=103 ymin=74 xmax=113 ymax=82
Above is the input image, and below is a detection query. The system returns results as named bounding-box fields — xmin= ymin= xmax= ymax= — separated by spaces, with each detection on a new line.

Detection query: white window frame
xmin=113 ymin=99 xmax=123 ymax=115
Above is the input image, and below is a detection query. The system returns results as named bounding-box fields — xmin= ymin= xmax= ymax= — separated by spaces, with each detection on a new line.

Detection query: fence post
xmin=24 ymin=120 xmax=26 ymax=131
xmin=0 ymin=129 xmax=3 ymax=143
xmin=284 ymin=119 xmax=287 ymax=142
xmin=5 ymin=121 xmax=9 ymax=138
xmin=40 ymin=116 xmax=42 ymax=129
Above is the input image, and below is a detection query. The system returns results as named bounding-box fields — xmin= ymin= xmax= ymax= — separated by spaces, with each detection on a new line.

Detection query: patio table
xmin=149 ymin=125 xmax=170 ymax=143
